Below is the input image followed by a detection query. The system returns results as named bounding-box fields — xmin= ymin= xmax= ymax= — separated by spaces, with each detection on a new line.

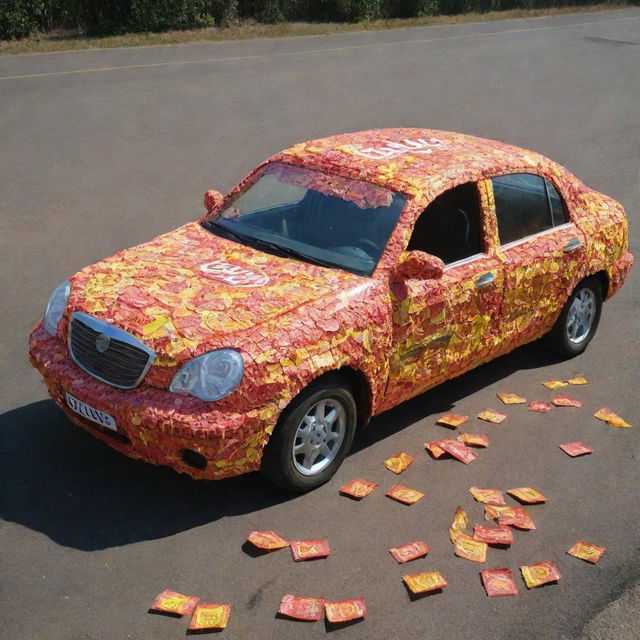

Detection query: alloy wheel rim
xmin=566 ymin=289 xmax=596 ymax=345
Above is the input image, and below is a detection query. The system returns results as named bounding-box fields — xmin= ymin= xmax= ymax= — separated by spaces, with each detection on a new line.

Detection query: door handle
xmin=563 ymin=238 xmax=582 ymax=252
xmin=475 ymin=272 xmax=495 ymax=288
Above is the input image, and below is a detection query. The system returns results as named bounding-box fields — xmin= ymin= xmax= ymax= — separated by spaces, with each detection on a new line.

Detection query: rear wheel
xmin=261 ymin=376 xmax=357 ymax=492
xmin=544 ymin=277 xmax=603 ymax=357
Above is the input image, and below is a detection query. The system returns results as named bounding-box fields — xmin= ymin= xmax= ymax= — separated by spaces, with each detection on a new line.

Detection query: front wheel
xmin=544 ymin=277 xmax=603 ymax=357
xmin=260 ymin=377 xmax=357 ymax=492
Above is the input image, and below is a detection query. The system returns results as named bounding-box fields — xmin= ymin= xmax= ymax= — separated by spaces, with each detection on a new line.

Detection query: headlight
xmin=169 ymin=349 xmax=244 ymax=401
xmin=44 ymin=281 xmax=71 ymax=336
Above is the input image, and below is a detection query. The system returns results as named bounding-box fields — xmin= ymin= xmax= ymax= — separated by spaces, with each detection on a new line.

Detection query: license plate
xmin=65 ymin=392 xmax=117 ymax=431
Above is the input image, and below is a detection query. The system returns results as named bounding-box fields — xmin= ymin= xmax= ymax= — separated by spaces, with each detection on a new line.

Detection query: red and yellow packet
xmin=402 ymin=571 xmax=448 ymax=595
xmin=567 ymin=541 xmax=606 ymax=564
xmin=454 ymin=533 xmax=488 ymax=563
xmin=520 ymin=561 xmax=562 ymax=588
xmin=290 ymin=539 xmax=331 ymax=562
xmin=246 ymin=530 xmax=289 ymax=550
xmin=528 ymin=401 xmax=552 ymax=413
xmin=187 ymin=603 xmax=232 ymax=631
xmin=567 ymin=377 xmax=588 ymax=385
xmin=457 ymin=433 xmax=489 ymax=448
xmin=484 ymin=505 xmax=515 ymax=521
xmin=542 ymin=380 xmax=568 ymax=389
xmin=149 ymin=589 xmax=200 ymax=616
xmin=383 ymin=451 xmax=415 ymax=474
xmin=436 ymin=413 xmax=468 ymax=429
xmin=449 ymin=506 xmax=469 ymax=543
xmin=507 ymin=487 xmax=548 ymax=504
xmin=278 ymin=595 xmax=324 ymax=621
xmin=594 ymin=408 xmax=632 ymax=428
xmin=424 ymin=441 xmax=447 ymax=459
xmin=386 ymin=484 xmax=425 ymax=505
xmin=473 ymin=524 xmax=514 ymax=546
xmin=552 ymin=395 xmax=582 ymax=408
xmin=498 ymin=507 xmax=536 ymax=530
xmin=497 ymin=392 xmax=526 ymax=405
xmin=477 ymin=409 xmax=507 ymax=424
xmin=324 ymin=598 xmax=367 ymax=623
xmin=559 ymin=441 xmax=593 ymax=457
xmin=389 ymin=540 xmax=430 ymax=564
xmin=339 ymin=478 xmax=378 ymax=499
xmin=438 ymin=439 xmax=477 ymax=464
xmin=469 ymin=487 xmax=505 ymax=506
xmin=480 ymin=568 xmax=519 ymax=597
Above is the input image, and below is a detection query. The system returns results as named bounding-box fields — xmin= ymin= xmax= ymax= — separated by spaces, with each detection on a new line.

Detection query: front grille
xmin=69 ymin=312 xmax=156 ymax=389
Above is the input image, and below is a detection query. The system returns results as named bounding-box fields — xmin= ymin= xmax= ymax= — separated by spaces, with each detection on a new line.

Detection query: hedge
xmin=0 ymin=1 xmax=622 ymax=40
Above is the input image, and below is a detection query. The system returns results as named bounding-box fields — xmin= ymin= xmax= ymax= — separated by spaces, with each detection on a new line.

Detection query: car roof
xmin=272 ymin=128 xmax=563 ymax=198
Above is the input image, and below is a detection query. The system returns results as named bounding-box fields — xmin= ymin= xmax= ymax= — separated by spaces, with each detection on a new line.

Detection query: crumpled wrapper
xmin=389 ymin=540 xmax=430 ymax=563
xmin=149 ymin=589 xmax=200 ymax=616
xmin=498 ymin=507 xmax=536 ymax=530
xmin=386 ymin=484 xmax=425 ymax=505
xmin=383 ymin=451 xmax=415 ymax=474
xmin=290 ymin=539 xmax=331 ymax=561
xmin=497 ymin=392 xmax=526 ymax=405
xmin=552 ymin=395 xmax=582 ymax=408
xmin=324 ymin=598 xmax=367 ymax=623
xmin=188 ymin=603 xmax=232 ymax=630
xmin=480 ymin=568 xmax=518 ymax=596
xmin=278 ymin=594 xmax=324 ymax=621
xmin=594 ymin=408 xmax=632 ymax=428
xmin=473 ymin=524 xmax=514 ymax=546
xmin=403 ymin=571 xmax=448 ymax=594
xmin=449 ymin=506 xmax=469 ymax=543
xmin=528 ymin=401 xmax=552 ymax=413
xmin=567 ymin=541 xmax=605 ymax=564
xmin=247 ymin=530 xmax=289 ymax=550
xmin=424 ymin=441 xmax=447 ymax=458
xmin=436 ymin=413 xmax=468 ymax=429
xmin=559 ymin=441 xmax=593 ymax=457
xmin=339 ymin=478 xmax=378 ymax=499
xmin=567 ymin=377 xmax=588 ymax=385
xmin=507 ymin=487 xmax=548 ymax=504
xmin=520 ymin=561 xmax=562 ymax=588
xmin=438 ymin=439 xmax=477 ymax=464
xmin=454 ymin=533 xmax=487 ymax=563
xmin=542 ymin=380 xmax=568 ymax=389
xmin=457 ymin=433 xmax=489 ymax=447
xmin=469 ymin=487 xmax=505 ymax=506
xmin=477 ymin=409 xmax=507 ymax=423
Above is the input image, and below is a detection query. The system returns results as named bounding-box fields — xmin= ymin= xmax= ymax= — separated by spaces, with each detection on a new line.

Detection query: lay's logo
xmin=200 ymin=260 xmax=269 ymax=287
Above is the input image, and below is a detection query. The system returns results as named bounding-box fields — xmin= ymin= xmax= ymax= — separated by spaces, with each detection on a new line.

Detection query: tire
xmin=543 ymin=276 xmax=603 ymax=357
xmin=261 ymin=376 xmax=357 ymax=493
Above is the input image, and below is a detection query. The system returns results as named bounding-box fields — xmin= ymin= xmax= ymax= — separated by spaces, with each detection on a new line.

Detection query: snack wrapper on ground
xmin=149 ymin=589 xmax=200 ymax=616
xmin=389 ymin=540 xmax=430 ymax=563
xmin=424 ymin=441 xmax=447 ymax=458
xmin=559 ymin=441 xmax=594 ymax=457
xmin=594 ymin=408 xmax=632 ymax=428
xmin=383 ymin=451 xmax=415 ymax=474
xmin=542 ymin=380 xmax=568 ymax=389
xmin=498 ymin=507 xmax=536 ymax=530
xmin=484 ymin=505 xmax=515 ymax=521
xmin=567 ymin=541 xmax=606 ymax=564
xmin=339 ymin=478 xmax=378 ymax=499
xmin=386 ymin=484 xmax=425 ymax=505
xmin=436 ymin=413 xmax=468 ymax=429
xmin=497 ymin=392 xmax=526 ymax=405
xmin=457 ymin=433 xmax=489 ymax=447
xmin=403 ymin=571 xmax=448 ymax=595
xmin=290 ymin=539 xmax=331 ymax=561
xmin=188 ymin=603 xmax=232 ymax=630
xmin=552 ymin=395 xmax=582 ymax=408
xmin=520 ymin=561 xmax=562 ymax=588
xmin=438 ymin=439 xmax=477 ymax=464
xmin=567 ymin=377 xmax=588 ymax=385
xmin=449 ymin=506 xmax=469 ymax=542
xmin=473 ymin=524 xmax=514 ymax=546
xmin=477 ymin=409 xmax=507 ymax=423
xmin=278 ymin=595 xmax=325 ymax=621
xmin=480 ymin=568 xmax=519 ymax=597
xmin=507 ymin=487 xmax=548 ymax=504
xmin=247 ymin=530 xmax=289 ymax=550
xmin=324 ymin=598 xmax=367 ymax=623
xmin=454 ymin=533 xmax=488 ymax=562
xmin=528 ymin=400 xmax=553 ymax=413
xmin=469 ymin=487 xmax=505 ymax=506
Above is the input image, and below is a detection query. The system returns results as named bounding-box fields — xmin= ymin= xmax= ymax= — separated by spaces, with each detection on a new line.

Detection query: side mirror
xmin=204 ymin=189 xmax=224 ymax=213
xmin=394 ymin=251 xmax=445 ymax=281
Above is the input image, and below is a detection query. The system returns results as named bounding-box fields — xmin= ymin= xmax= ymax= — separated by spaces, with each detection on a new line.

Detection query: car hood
xmin=66 ymin=222 xmax=366 ymax=364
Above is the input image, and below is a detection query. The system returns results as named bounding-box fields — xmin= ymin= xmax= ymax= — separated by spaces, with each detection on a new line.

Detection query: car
xmin=29 ymin=128 xmax=634 ymax=492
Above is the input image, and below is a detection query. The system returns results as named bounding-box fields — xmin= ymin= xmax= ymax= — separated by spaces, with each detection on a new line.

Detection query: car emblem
xmin=95 ymin=333 xmax=111 ymax=353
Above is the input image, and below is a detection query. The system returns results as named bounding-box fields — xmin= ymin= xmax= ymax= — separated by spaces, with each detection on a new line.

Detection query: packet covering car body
xmin=29 ymin=128 xmax=633 ymax=491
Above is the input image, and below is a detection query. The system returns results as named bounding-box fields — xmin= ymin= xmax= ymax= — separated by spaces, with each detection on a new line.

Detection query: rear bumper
xmin=28 ymin=323 xmax=276 ymax=480
xmin=607 ymin=251 xmax=634 ymax=299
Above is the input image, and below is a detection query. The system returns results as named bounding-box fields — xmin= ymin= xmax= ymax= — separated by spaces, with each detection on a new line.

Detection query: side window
xmin=408 ymin=182 xmax=484 ymax=265
xmin=546 ymin=179 xmax=568 ymax=226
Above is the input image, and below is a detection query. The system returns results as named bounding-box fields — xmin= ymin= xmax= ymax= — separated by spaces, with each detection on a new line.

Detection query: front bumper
xmin=28 ymin=323 xmax=277 ymax=480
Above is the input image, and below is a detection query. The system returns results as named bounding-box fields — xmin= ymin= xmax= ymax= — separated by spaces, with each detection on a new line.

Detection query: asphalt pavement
xmin=1 ymin=8 xmax=639 ymax=639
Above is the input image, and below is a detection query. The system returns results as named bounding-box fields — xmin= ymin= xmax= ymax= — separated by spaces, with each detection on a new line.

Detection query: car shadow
xmin=0 ymin=341 xmax=562 ymax=552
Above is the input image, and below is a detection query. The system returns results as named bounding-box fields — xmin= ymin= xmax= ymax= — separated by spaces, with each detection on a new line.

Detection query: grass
xmin=0 ymin=2 xmax=634 ymax=57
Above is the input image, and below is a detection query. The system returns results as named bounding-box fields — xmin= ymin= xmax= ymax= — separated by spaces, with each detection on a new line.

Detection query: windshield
xmin=201 ymin=162 xmax=406 ymax=276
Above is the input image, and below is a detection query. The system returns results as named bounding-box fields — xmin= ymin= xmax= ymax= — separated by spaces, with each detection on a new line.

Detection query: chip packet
xmin=457 ymin=433 xmax=489 ymax=448
xmin=436 ymin=413 xmax=469 ymax=429
xmin=449 ymin=506 xmax=469 ymax=543
xmin=542 ymin=380 xmax=568 ymax=389
xmin=246 ymin=530 xmax=289 ymax=550
xmin=520 ymin=561 xmax=562 ymax=588
xmin=484 ymin=505 xmax=515 ymax=521
xmin=188 ymin=603 xmax=232 ymax=631
xmin=424 ymin=441 xmax=447 ymax=459
xmin=567 ymin=541 xmax=606 ymax=564
xmin=498 ymin=507 xmax=536 ymax=530
xmin=339 ymin=478 xmax=378 ymax=499
xmin=149 ymin=590 xmax=200 ymax=616
xmin=324 ymin=598 xmax=367 ymax=623
xmin=594 ymin=408 xmax=632 ymax=428
xmin=473 ymin=524 xmax=514 ymax=546
xmin=528 ymin=401 xmax=553 ymax=413
xmin=383 ymin=451 xmax=415 ymax=474
xmin=403 ymin=571 xmax=448 ymax=595
xmin=552 ymin=395 xmax=582 ymax=408
xmin=497 ymin=392 xmax=526 ymax=405
xmin=507 ymin=487 xmax=548 ymax=504
xmin=389 ymin=540 xmax=430 ymax=564
xmin=566 ymin=377 xmax=588 ymax=385
xmin=290 ymin=539 xmax=331 ymax=562
xmin=469 ymin=487 xmax=505 ymax=506
xmin=278 ymin=595 xmax=324 ymax=621
xmin=386 ymin=484 xmax=425 ymax=505
xmin=477 ymin=409 xmax=507 ymax=423
xmin=559 ymin=441 xmax=593 ymax=457
xmin=480 ymin=568 xmax=518 ymax=597
xmin=438 ymin=439 xmax=478 ymax=464
xmin=454 ymin=533 xmax=488 ymax=563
